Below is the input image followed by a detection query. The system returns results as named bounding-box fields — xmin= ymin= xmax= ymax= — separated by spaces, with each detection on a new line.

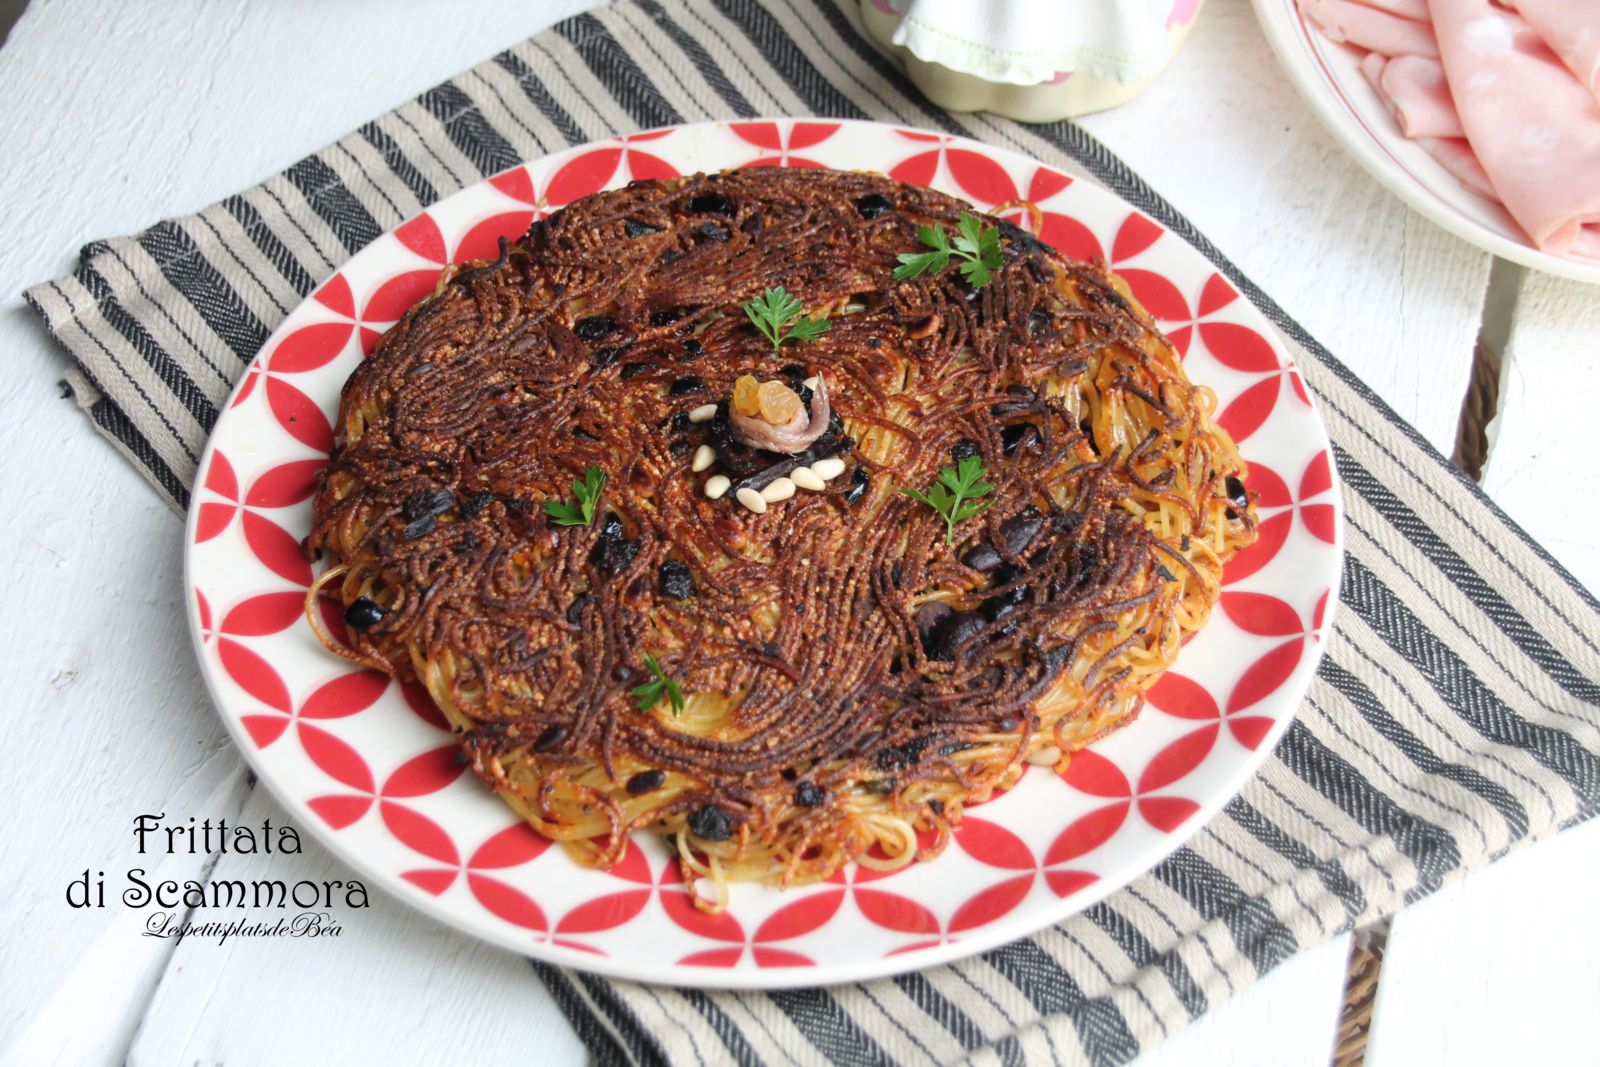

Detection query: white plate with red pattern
xmin=1253 ymin=0 xmax=1600 ymax=285
xmin=185 ymin=119 xmax=1343 ymax=988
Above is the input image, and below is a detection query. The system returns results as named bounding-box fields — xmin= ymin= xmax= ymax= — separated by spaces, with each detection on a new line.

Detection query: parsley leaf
xmin=631 ymin=653 xmax=686 ymax=716
xmin=544 ymin=464 xmax=606 ymax=526
xmin=892 ymin=211 xmax=1005 ymax=288
xmin=739 ymin=283 xmax=832 ymax=350
xmin=741 ymin=285 xmax=832 ymax=351
xmin=892 ymin=224 xmax=952 ymax=281
xmin=900 ymin=455 xmax=995 ymax=544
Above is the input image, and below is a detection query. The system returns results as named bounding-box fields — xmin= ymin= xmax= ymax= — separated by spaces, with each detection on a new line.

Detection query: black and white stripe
xmin=25 ymin=1 xmax=1600 ymax=1064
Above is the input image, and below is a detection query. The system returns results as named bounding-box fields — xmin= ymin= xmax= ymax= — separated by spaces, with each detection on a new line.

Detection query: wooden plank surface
xmin=1479 ymin=269 xmax=1600 ymax=594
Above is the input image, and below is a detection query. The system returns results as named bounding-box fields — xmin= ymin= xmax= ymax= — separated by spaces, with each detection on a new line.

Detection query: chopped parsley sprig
xmin=632 ymin=653 xmax=686 ymax=716
xmin=544 ymin=465 xmax=606 ymax=526
xmin=901 ymin=455 xmax=995 ymax=545
xmin=893 ymin=211 xmax=1004 ymax=288
xmin=741 ymin=285 xmax=831 ymax=351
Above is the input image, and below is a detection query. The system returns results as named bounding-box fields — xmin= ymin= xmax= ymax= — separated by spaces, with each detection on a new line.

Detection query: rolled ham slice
xmin=1301 ymin=0 xmax=1439 ymax=57
xmin=1503 ymin=0 xmax=1600 ymax=97
xmin=1431 ymin=0 xmax=1600 ymax=257
xmin=1352 ymin=0 xmax=1430 ymax=22
xmin=1382 ymin=56 xmax=1464 ymax=138
xmin=1416 ymin=137 xmax=1497 ymax=199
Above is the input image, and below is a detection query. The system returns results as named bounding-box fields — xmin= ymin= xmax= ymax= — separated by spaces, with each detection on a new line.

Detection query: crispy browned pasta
xmin=305 ymin=168 xmax=1256 ymax=910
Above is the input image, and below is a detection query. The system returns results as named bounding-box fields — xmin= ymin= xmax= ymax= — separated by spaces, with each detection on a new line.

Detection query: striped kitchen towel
xmin=24 ymin=1 xmax=1600 ymax=1064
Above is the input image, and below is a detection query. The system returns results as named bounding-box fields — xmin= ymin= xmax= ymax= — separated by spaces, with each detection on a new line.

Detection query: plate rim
xmin=1250 ymin=0 xmax=1600 ymax=286
xmin=182 ymin=116 xmax=1345 ymax=989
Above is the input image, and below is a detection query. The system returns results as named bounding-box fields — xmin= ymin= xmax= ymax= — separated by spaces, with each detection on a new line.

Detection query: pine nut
xmin=687 ymin=403 xmax=718 ymax=423
xmin=735 ymin=486 xmax=768 ymax=513
xmin=704 ymin=474 xmax=731 ymax=500
xmin=691 ymin=444 xmax=716 ymax=472
xmin=761 ymin=477 xmax=796 ymax=503
xmin=1025 ymin=746 xmax=1063 ymax=767
xmin=790 ymin=466 xmax=826 ymax=491
xmin=811 ymin=456 xmax=847 ymax=480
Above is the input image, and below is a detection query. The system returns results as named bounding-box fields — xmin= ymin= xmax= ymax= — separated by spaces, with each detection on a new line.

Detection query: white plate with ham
xmin=1255 ymin=0 xmax=1600 ymax=284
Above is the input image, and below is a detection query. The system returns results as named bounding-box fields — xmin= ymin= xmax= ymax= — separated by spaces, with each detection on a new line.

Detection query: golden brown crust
xmin=306 ymin=167 xmax=1256 ymax=892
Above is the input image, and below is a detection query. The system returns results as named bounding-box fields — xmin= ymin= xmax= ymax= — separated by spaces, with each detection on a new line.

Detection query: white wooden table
xmin=0 ymin=1 xmax=1595 ymax=1064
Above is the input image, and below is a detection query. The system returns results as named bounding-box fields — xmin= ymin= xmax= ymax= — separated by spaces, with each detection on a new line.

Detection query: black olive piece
xmin=619 ymin=362 xmax=650 ymax=380
xmin=999 ymin=508 xmax=1044 ymax=556
xmin=659 ymin=249 xmax=682 ymax=263
xmin=623 ymin=219 xmax=659 ymax=238
xmin=997 ymin=717 xmax=1019 ymax=732
xmin=598 ymin=512 xmax=624 ymax=542
xmin=668 ymin=437 xmax=691 ymax=458
xmin=592 ymin=345 xmax=624 ymax=369
xmin=995 ymin=217 xmax=1048 ymax=254
xmin=402 ymin=514 xmax=437 ymax=540
xmin=344 ymin=597 xmax=385 ymax=631
xmin=1028 ymin=308 xmax=1050 ymax=334
xmin=611 ymin=665 xmax=632 ymax=682
xmin=762 ymin=641 xmax=781 ymax=657
xmin=1059 ymin=358 xmax=1089 ymax=377
xmin=669 ymin=411 xmax=690 ymax=433
xmin=533 ymin=724 xmax=568 ymax=752
xmin=961 ymin=543 xmax=1002 ymax=573
xmin=951 ymin=438 xmax=980 ymax=463
xmin=1226 ymin=507 xmax=1240 ymax=521
xmin=574 ymin=314 xmax=617 ymax=340
xmin=928 ymin=610 xmax=987 ymax=661
xmin=659 ymin=559 xmax=695 ymax=599
xmin=854 ymin=192 xmax=893 ymax=219
xmin=779 ymin=363 xmax=807 ymax=381
xmin=403 ymin=488 xmax=455 ymax=521
xmin=1225 ymin=475 xmax=1250 ymax=510
xmin=1181 ymin=534 xmax=1191 ymax=550
xmin=1157 ymin=565 xmax=1178 ymax=582
xmin=980 ymin=584 xmax=1028 ymax=622
xmin=460 ymin=492 xmax=496 ymax=520
xmin=992 ymin=562 xmax=1025 ymax=587
xmin=928 ymin=798 xmax=945 ymax=816
xmin=794 ymin=782 xmax=825 ymax=808
xmin=685 ymin=192 xmax=736 ymax=216
xmin=593 ymin=537 xmax=639 ymax=576
xmin=864 ymin=779 xmax=894 ymax=796
xmin=687 ymin=806 xmax=733 ymax=842
xmin=668 ymin=376 xmax=704 ymax=395
xmin=626 ymin=770 xmax=666 ymax=796
xmin=842 ymin=466 xmax=871 ymax=506
xmin=696 ymin=221 xmax=731 ymax=242
xmin=406 ymin=361 xmax=435 ymax=378
xmin=867 ymin=337 xmax=881 ymax=349
xmin=780 ymin=767 xmax=798 ymax=781
xmin=1001 ymin=423 xmax=1040 ymax=455
xmin=650 ymin=307 xmax=686 ymax=327
xmin=565 ymin=593 xmax=594 ymax=625
xmin=682 ymin=338 xmax=703 ymax=357
xmin=915 ymin=601 xmax=955 ymax=657
xmin=504 ymin=499 xmax=533 ymax=514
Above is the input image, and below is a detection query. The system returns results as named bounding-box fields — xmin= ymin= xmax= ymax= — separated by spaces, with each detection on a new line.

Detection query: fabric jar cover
xmin=22 ymin=1 xmax=1600 ymax=1065
xmin=861 ymin=0 xmax=1207 ymax=120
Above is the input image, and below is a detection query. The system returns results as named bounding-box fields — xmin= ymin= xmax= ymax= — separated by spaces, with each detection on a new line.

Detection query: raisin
xmin=574 ymin=315 xmax=617 ymax=340
xmin=626 ymin=770 xmax=666 ymax=795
